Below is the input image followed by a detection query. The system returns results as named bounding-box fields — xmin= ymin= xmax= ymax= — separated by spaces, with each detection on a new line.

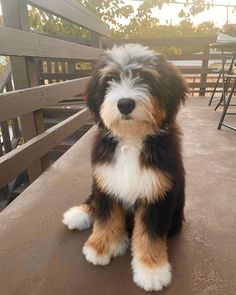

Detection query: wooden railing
xmin=36 ymin=36 xmax=223 ymax=97
xmin=0 ymin=0 xmax=109 ymax=199
xmin=39 ymin=59 xmax=93 ymax=84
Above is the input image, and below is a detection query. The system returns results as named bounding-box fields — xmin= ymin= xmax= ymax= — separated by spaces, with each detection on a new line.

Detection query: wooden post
xmin=91 ymin=31 xmax=102 ymax=48
xmin=0 ymin=141 xmax=3 ymax=157
xmin=55 ymin=61 xmax=60 ymax=82
xmin=6 ymin=77 xmax=21 ymax=140
xmin=68 ymin=61 xmax=76 ymax=74
xmin=199 ymin=46 xmax=209 ymax=96
xmin=61 ymin=61 xmax=66 ymax=73
xmin=91 ymin=31 xmax=101 ymax=74
xmin=0 ymin=122 xmax=12 ymax=153
xmin=1 ymin=0 xmax=48 ymax=182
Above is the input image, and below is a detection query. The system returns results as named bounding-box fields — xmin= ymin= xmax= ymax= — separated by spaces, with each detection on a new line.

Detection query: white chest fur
xmin=93 ymin=139 xmax=170 ymax=206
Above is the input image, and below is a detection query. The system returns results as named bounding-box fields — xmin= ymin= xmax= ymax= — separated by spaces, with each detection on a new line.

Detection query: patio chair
xmin=217 ymin=74 xmax=236 ymax=131
xmin=208 ymin=53 xmax=236 ymax=107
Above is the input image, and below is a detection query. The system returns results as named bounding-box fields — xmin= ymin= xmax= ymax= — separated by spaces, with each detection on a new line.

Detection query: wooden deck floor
xmin=0 ymin=97 xmax=235 ymax=295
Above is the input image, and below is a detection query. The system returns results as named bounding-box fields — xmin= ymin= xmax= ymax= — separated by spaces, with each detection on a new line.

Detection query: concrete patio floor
xmin=0 ymin=96 xmax=235 ymax=295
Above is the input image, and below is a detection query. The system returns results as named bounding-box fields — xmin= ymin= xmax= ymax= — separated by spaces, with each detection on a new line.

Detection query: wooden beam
xmin=167 ymin=54 xmax=222 ymax=61
xmin=0 ymin=108 xmax=91 ymax=189
xmin=0 ymin=27 xmax=104 ymax=60
xmin=187 ymin=82 xmax=224 ymax=88
xmin=178 ymin=68 xmax=216 ymax=74
xmin=0 ymin=77 xmax=90 ymax=122
xmin=6 ymin=79 xmax=21 ymax=140
xmin=33 ymin=30 xmax=92 ymax=47
xmin=103 ymin=36 xmax=216 ymax=48
xmin=40 ymin=71 xmax=91 ymax=80
xmin=199 ymin=46 xmax=209 ymax=96
xmin=0 ymin=122 xmax=12 ymax=153
xmin=28 ymin=0 xmax=110 ymax=37
xmin=0 ymin=141 xmax=3 ymax=157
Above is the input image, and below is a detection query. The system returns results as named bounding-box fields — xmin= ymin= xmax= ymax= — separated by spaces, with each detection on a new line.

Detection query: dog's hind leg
xmin=168 ymin=201 xmax=184 ymax=237
xmin=168 ymin=187 xmax=185 ymax=237
xmin=62 ymin=199 xmax=93 ymax=231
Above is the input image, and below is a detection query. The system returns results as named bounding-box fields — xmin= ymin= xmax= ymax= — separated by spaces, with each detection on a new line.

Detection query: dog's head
xmin=86 ymin=44 xmax=188 ymax=138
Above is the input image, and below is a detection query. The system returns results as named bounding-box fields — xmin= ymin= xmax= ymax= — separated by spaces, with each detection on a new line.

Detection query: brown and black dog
xmin=63 ymin=44 xmax=187 ymax=292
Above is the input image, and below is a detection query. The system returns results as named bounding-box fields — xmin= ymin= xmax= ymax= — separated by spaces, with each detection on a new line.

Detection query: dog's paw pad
xmin=82 ymin=245 xmax=111 ymax=266
xmin=132 ymin=258 xmax=172 ymax=292
xmin=62 ymin=206 xmax=92 ymax=230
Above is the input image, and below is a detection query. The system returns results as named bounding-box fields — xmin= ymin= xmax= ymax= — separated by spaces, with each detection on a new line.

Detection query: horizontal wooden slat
xmin=0 ymin=108 xmax=91 ymax=189
xmin=178 ymin=68 xmax=217 ymax=74
xmin=28 ymin=0 xmax=110 ymax=37
xmin=0 ymin=121 xmax=12 ymax=153
xmin=187 ymin=82 xmax=224 ymax=88
xmin=33 ymin=30 xmax=92 ymax=46
xmin=40 ymin=71 xmax=91 ymax=80
xmin=0 ymin=77 xmax=90 ymax=122
xmin=168 ymin=54 xmax=222 ymax=61
xmin=0 ymin=27 xmax=103 ymax=59
xmin=104 ymin=36 xmax=216 ymax=48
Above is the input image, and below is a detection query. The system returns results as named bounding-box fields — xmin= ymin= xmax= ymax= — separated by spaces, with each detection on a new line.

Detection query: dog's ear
xmin=155 ymin=55 xmax=188 ymax=122
xmin=86 ymin=58 xmax=107 ymax=121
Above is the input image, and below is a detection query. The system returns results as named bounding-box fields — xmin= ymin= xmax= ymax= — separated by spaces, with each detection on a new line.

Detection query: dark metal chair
xmin=217 ymin=74 xmax=236 ymax=131
xmin=208 ymin=53 xmax=236 ymax=108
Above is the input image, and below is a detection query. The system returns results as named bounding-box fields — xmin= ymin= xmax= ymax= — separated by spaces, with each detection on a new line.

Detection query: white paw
xmin=83 ymin=234 xmax=129 ymax=266
xmin=82 ymin=245 xmax=111 ymax=266
xmin=62 ymin=206 xmax=92 ymax=230
xmin=132 ymin=257 xmax=172 ymax=292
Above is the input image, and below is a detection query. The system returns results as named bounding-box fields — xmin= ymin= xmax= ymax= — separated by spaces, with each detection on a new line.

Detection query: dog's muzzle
xmin=117 ymin=98 xmax=136 ymax=115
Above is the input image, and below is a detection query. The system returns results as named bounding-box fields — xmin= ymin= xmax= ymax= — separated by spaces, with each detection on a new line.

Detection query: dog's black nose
xmin=117 ymin=98 xmax=136 ymax=115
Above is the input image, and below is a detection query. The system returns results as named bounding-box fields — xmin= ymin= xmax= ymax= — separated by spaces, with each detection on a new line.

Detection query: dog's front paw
xmin=132 ymin=257 xmax=172 ymax=292
xmin=82 ymin=245 xmax=111 ymax=266
xmin=62 ymin=205 xmax=92 ymax=230
xmin=83 ymin=234 xmax=129 ymax=266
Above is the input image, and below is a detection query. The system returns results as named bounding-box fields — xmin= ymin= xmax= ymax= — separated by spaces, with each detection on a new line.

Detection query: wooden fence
xmin=0 ymin=0 xmax=110 ymax=203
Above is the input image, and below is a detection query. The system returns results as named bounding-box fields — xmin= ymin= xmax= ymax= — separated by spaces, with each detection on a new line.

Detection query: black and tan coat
xmin=63 ymin=44 xmax=187 ymax=292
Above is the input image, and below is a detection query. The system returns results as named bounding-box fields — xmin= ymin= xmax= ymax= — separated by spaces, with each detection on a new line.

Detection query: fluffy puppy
xmin=63 ymin=44 xmax=188 ymax=292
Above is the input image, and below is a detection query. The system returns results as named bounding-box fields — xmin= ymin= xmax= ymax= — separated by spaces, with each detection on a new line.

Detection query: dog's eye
xmin=107 ymin=75 xmax=114 ymax=81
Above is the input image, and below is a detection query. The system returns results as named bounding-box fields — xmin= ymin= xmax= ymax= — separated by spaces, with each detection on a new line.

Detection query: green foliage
xmin=189 ymin=0 xmax=211 ymax=16
xmin=111 ymin=0 xmax=223 ymax=39
xmin=76 ymin=0 xmax=134 ymax=26
xmin=28 ymin=0 xmax=134 ymax=38
xmin=112 ymin=19 xmax=220 ymax=39
xmin=0 ymin=56 xmax=8 ymax=75
xmin=29 ymin=7 xmax=90 ymax=39
xmin=222 ymin=24 xmax=236 ymax=37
